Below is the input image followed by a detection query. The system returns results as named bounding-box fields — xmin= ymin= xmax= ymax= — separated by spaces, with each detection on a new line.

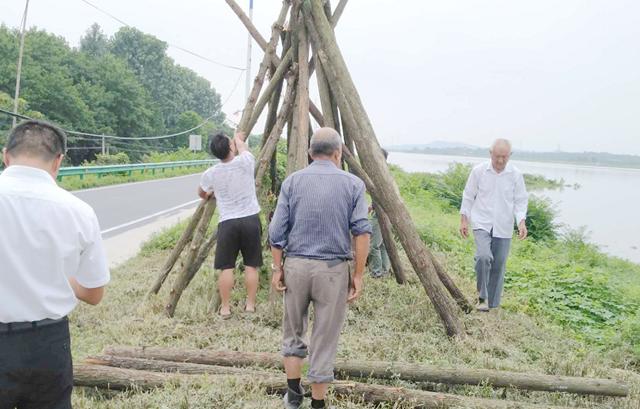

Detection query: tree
xmin=79 ymin=23 xmax=109 ymax=58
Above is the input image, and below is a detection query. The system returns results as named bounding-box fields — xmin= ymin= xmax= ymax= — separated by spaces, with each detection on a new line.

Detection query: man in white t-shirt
xmin=198 ymin=131 xmax=262 ymax=318
xmin=0 ymin=120 xmax=110 ymax=409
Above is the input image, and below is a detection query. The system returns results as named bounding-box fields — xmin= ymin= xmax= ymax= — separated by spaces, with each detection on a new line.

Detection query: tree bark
xmin=236 ymin=1 xmax=290 ymax=135
xmin=148 ymin=200 xmax=206 ymax=295
xmin=287 ymin=15 xmax=310 ymax=175
xmin=304 ymin=1 xmax=464 ymax=337
xmin=376 ymin=207 xmax=407 ymax=284
xmin=74 ymin=364 xmax=174 ymax=391
xmin=165 ymin=198 xmax=217 ymax=317
xmin=248 ymin=48 xmax=294 ymax=134
xmin=224 ymin=0 xmax=324 ymax=126
xmin=330 ymin=0 xmax=348 ymax=26
xmin=255 ymin=72 xmax=298 ymax=189
xmin=101 ymin=346 xmax=630 ymax=397
xmin=433 ymin=256 xmax=474 ymax=313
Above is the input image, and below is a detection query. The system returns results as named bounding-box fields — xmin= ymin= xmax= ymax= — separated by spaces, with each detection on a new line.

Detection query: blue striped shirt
xmin=269 ymin=160 xmax=372 ymax=260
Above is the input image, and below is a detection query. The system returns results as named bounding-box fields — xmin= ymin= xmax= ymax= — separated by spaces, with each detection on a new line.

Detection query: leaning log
xmin=287 ymin=15 xmax=310 ymax=175
xmin=305 ymin=0 xmax=465 ymax=337
xmin=102 ymin=346 xmax=629 ymax=397
xmin=236 ymin=1 xmax=290 ymax=135
xmin=255 ymin=71 xmax=298 ymax=187
xmin=148 ymin=200 xmax=207 ymax=295
xmin=376 ymin=207 xmax=407 ymax=284
xmin=224 ymin=0 xmax=324 ymax=126
xmin=76 ymin=363 xmax=579 ymax=409
xmin=165 ymin=198 xmax=217 ymax=317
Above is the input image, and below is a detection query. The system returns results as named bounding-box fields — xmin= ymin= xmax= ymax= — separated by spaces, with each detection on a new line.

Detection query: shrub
xmin=526 ymin=195 xmax=559 ymax=241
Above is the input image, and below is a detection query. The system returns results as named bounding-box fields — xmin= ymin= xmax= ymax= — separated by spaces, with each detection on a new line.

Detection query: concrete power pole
xmin=244 ymin=0 xmax=254 ymax=103
xmin=12 ymin=0 xmax=30 ymax=128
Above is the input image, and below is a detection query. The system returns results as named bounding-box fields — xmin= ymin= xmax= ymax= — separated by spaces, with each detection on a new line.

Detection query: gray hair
xmin=491 ymin=138 xmax=512 ymax=152
xmin=309 ymin=127 xmax=341 ymax=157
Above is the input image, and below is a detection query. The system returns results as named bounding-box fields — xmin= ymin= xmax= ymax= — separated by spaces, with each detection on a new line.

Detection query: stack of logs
xmin=148 ymin=0 xmax=475 ymax=337
xmin=75 ymin=345 xmax=630 ymax=408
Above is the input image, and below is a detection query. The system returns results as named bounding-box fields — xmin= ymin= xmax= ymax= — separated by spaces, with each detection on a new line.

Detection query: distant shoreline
xmin=388 ymin=149 xmax=640 ymax=171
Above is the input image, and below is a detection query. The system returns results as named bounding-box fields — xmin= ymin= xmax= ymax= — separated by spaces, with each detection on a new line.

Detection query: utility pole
xmin=244 ymin=0 xmax=253 ymax=103
xmin=101 ymin=136 xmax=106 ymax=155
xmin=12 ymin=0 xmax=30 ymax=128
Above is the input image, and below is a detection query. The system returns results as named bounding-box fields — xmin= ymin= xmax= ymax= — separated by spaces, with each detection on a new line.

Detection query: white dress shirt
xmin=200 ymin=151 xmax=260 ymax=223
xmin=460 ymin=161 xmax=528 ymax=239
xmin=0 ymin=165 xmax=110 ymax=323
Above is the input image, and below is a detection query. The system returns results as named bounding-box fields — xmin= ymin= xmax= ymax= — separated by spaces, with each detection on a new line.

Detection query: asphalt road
xmin=73 ymin=173 xmax=203 ymax=238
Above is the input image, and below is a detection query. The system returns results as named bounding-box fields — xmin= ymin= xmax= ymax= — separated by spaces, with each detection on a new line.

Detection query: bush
xmin=142 ymin=148 xmax=208 ymax=163
xmin=526 ymin=195 xmax=559 ymax=241
xmin=84 ymin=152 xmax=130 ymax=166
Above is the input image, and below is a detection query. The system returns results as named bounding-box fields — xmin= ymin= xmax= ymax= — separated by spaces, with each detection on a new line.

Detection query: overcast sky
xmin=1 ymin=0 xmax=639 ymax=154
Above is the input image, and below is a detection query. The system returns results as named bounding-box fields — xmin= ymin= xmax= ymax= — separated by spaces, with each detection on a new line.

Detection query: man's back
xmin=0 ymin=165 xmax=108 ymax=323
xmin=269 ymin=160 xmax=370 ymax=260
xmin=200 ymin=151 xmax=260 ymax=223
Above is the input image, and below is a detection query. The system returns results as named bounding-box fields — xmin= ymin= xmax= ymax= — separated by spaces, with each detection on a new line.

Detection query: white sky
xmin=1 ymin=0 xmax=639 ymax=154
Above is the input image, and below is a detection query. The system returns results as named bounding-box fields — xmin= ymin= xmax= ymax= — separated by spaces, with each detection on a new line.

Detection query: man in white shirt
xmin=459 ymin=139 xmax=528 ymax=311
xmin=0 ymin=120 xmax=110 ymax=409
xmin=198 ymin=131 xmax=262 ymax=318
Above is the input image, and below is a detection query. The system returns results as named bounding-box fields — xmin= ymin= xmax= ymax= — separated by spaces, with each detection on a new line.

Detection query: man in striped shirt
xmin=269 ymin=128 xmax=371 ymax=409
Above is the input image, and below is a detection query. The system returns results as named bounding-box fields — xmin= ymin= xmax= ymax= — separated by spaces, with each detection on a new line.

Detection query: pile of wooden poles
xmin=148 ymin=0 xmax=475 ymax=337
xmin=74 ymin=345 xmax=629 ymax=408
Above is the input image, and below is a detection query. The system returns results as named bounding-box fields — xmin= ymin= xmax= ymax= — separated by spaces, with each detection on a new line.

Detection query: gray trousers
xmin=473 ymin=229 xmax=512 ymax=308
xmin=282 ymin=257 xmax=350 ymax=383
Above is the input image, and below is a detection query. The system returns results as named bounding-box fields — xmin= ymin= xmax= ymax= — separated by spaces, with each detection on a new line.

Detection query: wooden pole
xmin=75 ymin=363 xmax=578 ymax=409
xmin=287 ymin=14 xmax=310 ymax=175
xmin=376 ymin=207 xmax=407 ymax=284
xmin=255 ymin=71 xmax=298 ymax=188
xmin=225 ymin=0 xmax=325 ymax=126
xmin=149 ymin=200 xmax=207 ymax=295
xmin=304 ymin=1 xmax=464 ymax=337
xmin=165 ymin=198 xmax=217 ymax=317
xmin=100 ymin=347 xmax=629 ymax=397
xmin=236 ymin=2 xmax=290 ymax=135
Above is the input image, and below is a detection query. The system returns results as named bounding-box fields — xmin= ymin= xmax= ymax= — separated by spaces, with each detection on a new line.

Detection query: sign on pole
xmin=189 ymin=134 xmax=202 ymax=151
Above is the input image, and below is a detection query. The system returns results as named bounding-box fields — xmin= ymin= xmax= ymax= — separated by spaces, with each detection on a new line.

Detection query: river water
xmin=388 ymin=152 xmax=640 ymax=264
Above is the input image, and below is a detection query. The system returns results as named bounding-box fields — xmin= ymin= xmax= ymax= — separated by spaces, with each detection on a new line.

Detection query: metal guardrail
xmin=56 ymin=159 xmax=217 ymax=180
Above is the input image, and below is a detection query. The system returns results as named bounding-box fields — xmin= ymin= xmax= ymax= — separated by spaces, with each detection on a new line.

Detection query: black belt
xmin=0 ymin=316 xmax=68 ymax=334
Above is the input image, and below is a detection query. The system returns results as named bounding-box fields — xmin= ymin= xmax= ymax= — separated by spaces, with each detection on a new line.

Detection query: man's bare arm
xmin=69 ymin=277 xmax=104 ymax=305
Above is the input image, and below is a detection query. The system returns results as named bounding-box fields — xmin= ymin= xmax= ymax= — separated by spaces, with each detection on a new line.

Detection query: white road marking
xmin=100 ymin=199 xmax=201 ymax=235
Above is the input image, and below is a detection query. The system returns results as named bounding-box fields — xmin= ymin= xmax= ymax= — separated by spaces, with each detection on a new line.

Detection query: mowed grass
xmin=69 ymin=223 xmax=640 ymax=408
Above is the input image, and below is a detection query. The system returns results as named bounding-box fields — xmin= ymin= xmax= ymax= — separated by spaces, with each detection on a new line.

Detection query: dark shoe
xmin=283 ymin=386 xmax=304 ymax=409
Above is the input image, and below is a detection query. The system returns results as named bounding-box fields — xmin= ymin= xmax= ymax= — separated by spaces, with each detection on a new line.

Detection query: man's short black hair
xmin=209 ymin=132 xmax=231 ymax=160
xmin=5 ymin=120 xmax=67 ymax=162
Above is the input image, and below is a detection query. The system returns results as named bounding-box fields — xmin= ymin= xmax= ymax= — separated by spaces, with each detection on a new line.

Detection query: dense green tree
xmin=0 ymin=23 xmax=226 ymax=164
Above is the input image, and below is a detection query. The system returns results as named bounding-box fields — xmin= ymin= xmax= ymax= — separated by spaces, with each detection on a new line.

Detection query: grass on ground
xmin=69 ymin=168 xmax=640 ymax=408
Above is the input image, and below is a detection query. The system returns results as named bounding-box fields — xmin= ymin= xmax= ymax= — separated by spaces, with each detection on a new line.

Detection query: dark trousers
xmin=0 ymin=318 xmax=73 ymax=409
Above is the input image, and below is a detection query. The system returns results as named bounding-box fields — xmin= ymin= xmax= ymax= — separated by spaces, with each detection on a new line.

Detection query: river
xmin=387 ymin=152 xmax=640 ymax=264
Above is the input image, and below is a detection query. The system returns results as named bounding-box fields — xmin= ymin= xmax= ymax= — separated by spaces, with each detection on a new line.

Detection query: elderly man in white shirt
xmin=0 ymin=120 xmax=110 ymax=409
xmin=460 ymin=139 xmax=528 ymax=311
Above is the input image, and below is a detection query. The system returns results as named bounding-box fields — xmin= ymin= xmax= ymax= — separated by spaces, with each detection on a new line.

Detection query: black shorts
xmin=215 ymin=213 xmax=263 ymax=270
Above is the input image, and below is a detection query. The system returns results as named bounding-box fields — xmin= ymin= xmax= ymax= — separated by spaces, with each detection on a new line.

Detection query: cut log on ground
xmin=103 ymin=346 xmax=629 ymax=397
xmin=75 ymin=363 xmax=578 ymax=409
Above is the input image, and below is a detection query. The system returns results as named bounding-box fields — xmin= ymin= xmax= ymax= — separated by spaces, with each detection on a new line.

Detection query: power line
xmin=78 ymin=0 xmax=246 ymax=71
xmin=0 ymin=108 xmax=216 ymax=141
